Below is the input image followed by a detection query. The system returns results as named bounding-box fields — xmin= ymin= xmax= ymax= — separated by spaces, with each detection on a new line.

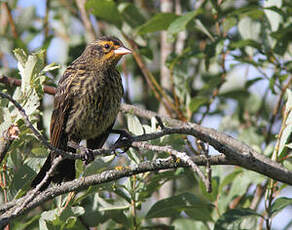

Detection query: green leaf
xmin=271 ymin=197 xmax=292 ymax=216
xmin=127 ymin=114 xmax=144 ymax=135
xmin=137 ymin=13 xmax=178 ymax=35
xmin=83 ymin=155 xmax=115 ymax=176
xmin=285 ymin=89 xmax=292 ymax=116
xmin=97 ymin=195 xmax=129 ymax=211
xmin=195 ymin=19 xmax=215 ymax=41
xmin=223 ymin=17 xmax=237 ymax=34
xmin=42 ymin=62 xmax=60 ymax=73
xmin=21 ymin=89 xmax=40 ymax=116
xmin=229 ymin=39 xmax=262 ymax=50
xmin=245 ymin=77 xmax=263 ymax=89
xmin=238 ymin=16 xmax=261 ymax=56
xmin=86 ymin=0 xmax=122 ymax=28
xmin=227 ymin=6 xmax=264 ymax=19
xmin=219 ymin=90 xmax=250 ymax=101
xmin=189 ymin=96 xmax=209 ymax=112
xmin=106 ymin=210 xmax=129 ymax=226
xmin=286 ymin=143 xmax=292 ymax=149
xmin=31 ymin=147 xmax=49 ymax=157
xmin=168 ymin=10 xmax=202 ymax=38
xmin=10 ymin=163 xmax=35 ymax=198
xmin=263 ymin=0 xmax=282 ymax=32
xmin=278 ymin=124 xmax=292 ymax=158
xmin=173 ymin=219 xmax=209 ymax=230
xmin=119 ymin=3 xmax=145 ymax=28
xmin=13 ymin=48 xmax=28 ymax=67
xmin=278 ymin=90 xmax=292 ymax=158
xmin=199 ymin=177 xmax=219 ymax=202
xmin=79 ymin=194 xmax=103 ymax=227
xmin=139 ymin=47 xmax=153 ymax=60
xmin=40 ymin=206 xmax=85 ymax=229
xmin=214 ymin=209 xmax=262 ymax=230
xmin=139 ymin=171 xmax=178 ymax=200
xmin=219 ymin=169 xmax=242 ymax=193
xmin=226 ymin=170 xmax=265 ymax=204
xmin=146 ymin=192 xmax=213 ymax=221
xmin=283 ymin=158 xmax=292 ymax=171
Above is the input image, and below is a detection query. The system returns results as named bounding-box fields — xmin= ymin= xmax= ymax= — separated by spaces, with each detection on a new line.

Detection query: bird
xmin=31 ymin=36 xmax=131 ymax=190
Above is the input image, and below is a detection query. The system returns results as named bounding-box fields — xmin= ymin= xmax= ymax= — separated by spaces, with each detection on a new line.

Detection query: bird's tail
xmin=31 ymin=154 xmax=53 ymax=191
xmin=31 ymin=154 xmax=76 ymax=191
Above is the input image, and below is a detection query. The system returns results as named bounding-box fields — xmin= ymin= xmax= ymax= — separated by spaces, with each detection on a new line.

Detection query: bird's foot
xmin=112 ymin=129 xmax=133 ymax=152
xmin=79 ymin=146 xmax=94 ymax=165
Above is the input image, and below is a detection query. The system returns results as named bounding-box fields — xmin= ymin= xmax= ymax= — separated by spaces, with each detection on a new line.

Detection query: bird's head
xmin=83 ymin=36 xmax=131 ymax=68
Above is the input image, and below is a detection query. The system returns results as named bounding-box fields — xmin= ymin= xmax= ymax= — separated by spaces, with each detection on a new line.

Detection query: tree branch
xmin=0 ymin=155 xmax=232 ymax=227
xmin=120 ymin=104 xmax=292 ymax=185
xmin=1 ymin=79 xmax=291 ymax=185
xmin=0 ymin=125 xmax=19 ymax=164
xmin=0 ymin=78 xmax=292 ymax=227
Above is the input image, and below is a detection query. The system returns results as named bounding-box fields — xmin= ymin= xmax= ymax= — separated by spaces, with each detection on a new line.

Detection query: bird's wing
xmin=50 ymin=69 xmax=76 ymax=149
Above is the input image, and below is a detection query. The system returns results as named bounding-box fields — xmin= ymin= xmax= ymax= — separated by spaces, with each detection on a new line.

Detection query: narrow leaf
xmin=271 ymin=197 xmax=292 ymax=215
xmin=168 ymin=10 xmax=202 ymax=37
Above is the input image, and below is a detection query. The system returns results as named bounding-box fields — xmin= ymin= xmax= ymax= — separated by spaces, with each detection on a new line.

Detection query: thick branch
xmin=0 ymin=87 xmax=291 ymax=185
xmin=0 ymin=78 xmax=291 ymax=226
xmin=0 ymin=84 xmax=291 ymax=185
xmin=120 ymin=104 xmax=292 ymax=185
xmin=0 ymin=155 xmax=232 ymax=227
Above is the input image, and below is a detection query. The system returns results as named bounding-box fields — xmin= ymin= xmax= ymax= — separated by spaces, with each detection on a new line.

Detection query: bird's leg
xmin=111 ymin=129 xmax=133 ymax=151
xmin=68 ymin=140 xmax=94 ymax=164
xmin=79 ymin=146 xmax=94 ymax=165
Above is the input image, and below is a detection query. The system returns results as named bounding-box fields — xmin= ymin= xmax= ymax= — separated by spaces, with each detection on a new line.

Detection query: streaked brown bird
xmin=31 ymin=36 xmax=131 ymax=190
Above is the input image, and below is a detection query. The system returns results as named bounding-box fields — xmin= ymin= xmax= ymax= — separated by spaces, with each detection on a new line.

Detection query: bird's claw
xmin=79 ymin=146 xmax=94 ymax=165
xmin=112 ymin=130 xmax=133 ymax=152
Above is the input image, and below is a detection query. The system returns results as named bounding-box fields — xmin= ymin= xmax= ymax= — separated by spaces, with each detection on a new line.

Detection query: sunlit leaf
xmin=137 ymin=13 xmax=178 ymax=35
xmin=127 ymin=114 xmax=144 ymax=135
xmin=264 ymin=0 xmax=282 ymax=32
xmin=168 ymin=10 xmax=202 ymax=38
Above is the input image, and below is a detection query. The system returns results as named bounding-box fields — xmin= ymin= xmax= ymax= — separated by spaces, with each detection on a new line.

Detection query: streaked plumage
xmin=31 ymin=37 xmax=131 ymax=190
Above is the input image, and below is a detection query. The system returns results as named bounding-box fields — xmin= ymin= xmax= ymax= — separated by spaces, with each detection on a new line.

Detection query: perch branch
xmin=0 ymin=155 xmax=232 ymax=227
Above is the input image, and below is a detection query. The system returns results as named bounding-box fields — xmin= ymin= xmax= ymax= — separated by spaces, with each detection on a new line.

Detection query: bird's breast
xmin=65 ymin=69 xmax=123 ymax=140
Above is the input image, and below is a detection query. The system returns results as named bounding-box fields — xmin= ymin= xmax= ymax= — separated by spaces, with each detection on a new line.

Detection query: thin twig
xmin=11 ymin=156 xmax=62 ymax=217
xmin=75 ymin=0 xmax=96 ymax=42
xmin=0 ymin=155 xmax=232 ymax=227
xmin=2 ymin=3 xmax=17 ymax=39
xmin=266 ymin=75 xmax=292 ymax=143
xmin=122 ymin=34 xmax=168 ymax=113
xmin=132 ymin=142 xmax=210 ymax=190
xmin=0 ymin=75 xmax=57 ymax=95
xmin=197 ymin=140 xmax=212 ymax=192
xmin=123 ymin=33 xmax=180 ymax=118
xmin=1 ymin=80 xmax=292 ymax=186
xmin=120 ymin=104 xmax=292 ymax=185
xmin=44 ymin=0 xmax=50 ymax=40
xmin=0 ymin=125 xmax=19 ymax=164
xmin=0 ymin=91 xmax=72 ymax=157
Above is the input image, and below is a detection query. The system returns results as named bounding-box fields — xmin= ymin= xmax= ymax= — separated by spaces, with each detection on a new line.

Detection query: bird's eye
xmin=104 ymin=44 xmax=110 ymax=49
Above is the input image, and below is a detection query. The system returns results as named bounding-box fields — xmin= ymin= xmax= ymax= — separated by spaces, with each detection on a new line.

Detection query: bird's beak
xmin=114 ymin=46 xmax=132 ymax=55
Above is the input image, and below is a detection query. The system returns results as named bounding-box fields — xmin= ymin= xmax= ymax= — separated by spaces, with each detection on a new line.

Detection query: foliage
xmin=0 ymin=0 xmax=291 ymax=229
